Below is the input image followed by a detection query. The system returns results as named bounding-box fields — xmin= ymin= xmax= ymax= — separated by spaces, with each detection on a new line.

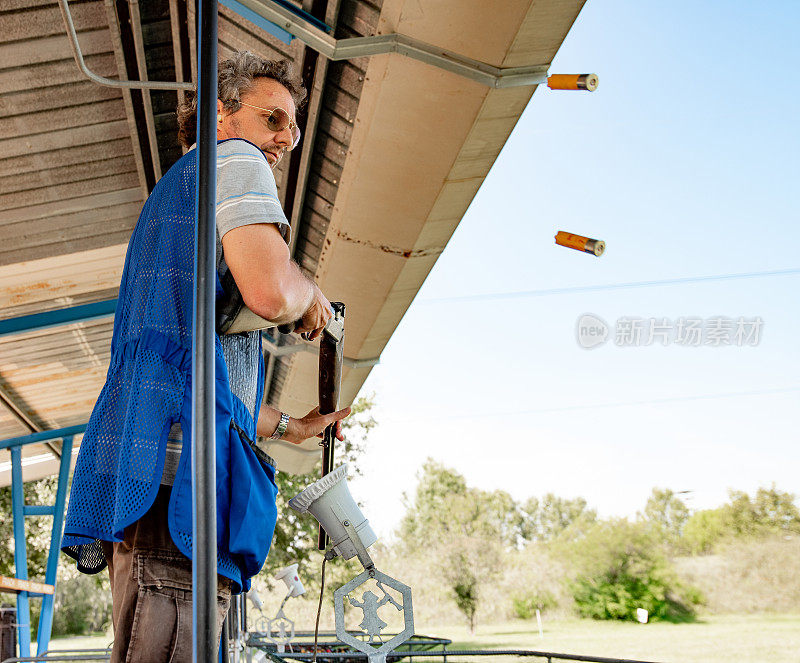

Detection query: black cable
xmin=385 ymin=386 xmax=800 ymax=424
xmin=421 ymin=267 xmax=800 ymax=304
xmin=313 ymin=555 xmax=328 ymax=663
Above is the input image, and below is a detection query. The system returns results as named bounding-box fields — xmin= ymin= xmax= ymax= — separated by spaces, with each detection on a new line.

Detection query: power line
xmin=419 ymin=267 xmax=800 ymax=304
xmin=384 ymin=386 xmax=800 ymax=424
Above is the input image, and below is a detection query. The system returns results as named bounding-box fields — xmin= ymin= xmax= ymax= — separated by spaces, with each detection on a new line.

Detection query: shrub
xmin=51 ymin=568 xmax=112 ymax=636
xmin=571 ymin=570 xmax=697 ymax=622
xmin=511 ymin=590 xmax=557 ymax=619
xmin=560 ymin=519 xmax=700 ymax=622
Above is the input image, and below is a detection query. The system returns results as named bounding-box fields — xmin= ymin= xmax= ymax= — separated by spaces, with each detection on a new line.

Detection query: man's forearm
xmin=256 ymin=403 xmax=283 ymax=438
xmin=266 ymin=261 xmax=315 ymax=324
xmin=222 ymin=224 xmax=316 ymax=324
xmin=256 ymin=403 xmax=350 ymax=446
xmin=241 ymin=259 xmax=314 ymax=325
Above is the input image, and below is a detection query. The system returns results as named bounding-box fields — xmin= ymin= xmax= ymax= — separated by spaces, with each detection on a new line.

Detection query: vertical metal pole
xmin=220 ymin=613 xmax=230 ymax=663
xmin=10 ymin=446 xmax=30 ymax=657
xmin=192 ymin=0 xmax=218 ymax=660
xmin=240 ymin=593 xmax=246 ymax=647
xmin=36 ymin=435 xmax=74 ymax=654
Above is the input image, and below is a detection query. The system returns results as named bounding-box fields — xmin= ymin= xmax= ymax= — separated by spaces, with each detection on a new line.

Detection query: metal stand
xmin=263 ymin=591 xmax=300 ymax=654
xmin=328 ymin=513 xmax=414 ymax=663
xmin=333 ymin=568 xmax=414 ymax=663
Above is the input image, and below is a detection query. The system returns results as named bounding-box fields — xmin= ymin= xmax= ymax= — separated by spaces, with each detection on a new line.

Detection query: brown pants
xmin=101 ymin=487 xmax=231 ymax=663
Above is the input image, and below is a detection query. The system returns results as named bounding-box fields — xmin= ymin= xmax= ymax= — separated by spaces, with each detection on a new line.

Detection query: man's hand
xmin=294 ymin=284 xmax=333 ymax=341
xmin=283 ymin=405 xmax=351 ymax=445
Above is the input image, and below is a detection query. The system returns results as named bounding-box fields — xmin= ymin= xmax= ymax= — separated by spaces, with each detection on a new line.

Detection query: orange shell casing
xmin=555 ymin=231 xmax=589 ymax=251
xmin=547 ymin=74 xmax=581 ymax=90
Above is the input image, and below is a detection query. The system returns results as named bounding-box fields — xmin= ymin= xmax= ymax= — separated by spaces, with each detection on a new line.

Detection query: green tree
xmin=682 ymin=508 xmax=728 ymax=554
xmin=450 ymin=553 xmax=479 ymax=633
xmin=722 ymin=485 xmax=800 ymax=538
xmin=641 ymin=488 xmax=690 ymax=545
xmin=0 ymin=476 xmax=113 ymax=637
xmin=398 ymin=460 xmax=513 ymax=632
xmin=681 ymin=485 xmax=800 ymax=553
xmin=50 ymin=567 xmax=112 ymax=636
xmin=750 ymin=485 xmax=800 ymax=533
xmin=520 ymin=494 xmax=596 ymax=543
xmin=725 ymin=489 xmax=762 ymax=537
xmin=561 ymin=519 xmax=699 ymax=622
xmin=399 ymin=460 xmax=521 ymax=546
xmin=0 ymin=476 xmax=58 ymax=580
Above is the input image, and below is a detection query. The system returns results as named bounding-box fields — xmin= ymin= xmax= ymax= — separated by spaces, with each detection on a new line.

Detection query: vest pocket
xmin=229 ymin=420 xmax=276 ymax=477
xmin=226 ymin=420 xmax=279 ymax=578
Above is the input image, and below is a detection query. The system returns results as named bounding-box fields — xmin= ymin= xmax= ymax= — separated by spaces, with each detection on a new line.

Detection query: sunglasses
xmin=238 ymin=102 xmax=301 ymax=151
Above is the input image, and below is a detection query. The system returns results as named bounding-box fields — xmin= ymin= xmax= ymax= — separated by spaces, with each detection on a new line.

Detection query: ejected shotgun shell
xmin=547 ymin=74 xmax=599 ymax=91
xmin=555 ymin=231 xmax=605 ymax=257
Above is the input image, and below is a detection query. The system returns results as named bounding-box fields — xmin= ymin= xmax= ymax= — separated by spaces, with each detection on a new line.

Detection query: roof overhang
xmin=0 ymin=0 xmax=590 ymax=482
xmin=264 ymin=0 xmax=588 ymax=472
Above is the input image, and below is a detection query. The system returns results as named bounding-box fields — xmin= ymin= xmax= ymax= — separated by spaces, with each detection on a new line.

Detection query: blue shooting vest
xmin=62 ymin=140 xmax=279 ymax=593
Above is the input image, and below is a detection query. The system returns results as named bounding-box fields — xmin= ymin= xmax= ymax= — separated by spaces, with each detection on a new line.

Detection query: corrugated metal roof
xmin=0 ymin=1 xmax=145 ymax=268
xmin=0 ymin=320 xmax=111 ymax=430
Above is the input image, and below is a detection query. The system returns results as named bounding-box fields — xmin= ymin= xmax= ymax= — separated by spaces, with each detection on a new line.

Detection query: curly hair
xmin=177 ymin=52 xmax=307 ymax=148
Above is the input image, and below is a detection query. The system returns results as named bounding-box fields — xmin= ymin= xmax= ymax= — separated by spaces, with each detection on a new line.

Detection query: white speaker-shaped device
xmin=275 ymin=563 xmax=305 ymax=598
xmin=288 ymin=464 xmax=377 ymax=560
xmin=248 ymin=589 xmax=264 ymax=611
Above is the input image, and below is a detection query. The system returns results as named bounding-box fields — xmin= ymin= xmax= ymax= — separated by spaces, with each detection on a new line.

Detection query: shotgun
xmin=317 ymin=302 xmax=345 ymax=549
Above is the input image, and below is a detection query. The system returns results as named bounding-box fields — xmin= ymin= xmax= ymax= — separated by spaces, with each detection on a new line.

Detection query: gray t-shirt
xmin=162 ymin=139 xmax=290 ymax=485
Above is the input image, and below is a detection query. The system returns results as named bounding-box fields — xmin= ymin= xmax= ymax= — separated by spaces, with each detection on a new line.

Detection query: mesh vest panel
xmin=62 ymin=141 xmax=277 ymax=592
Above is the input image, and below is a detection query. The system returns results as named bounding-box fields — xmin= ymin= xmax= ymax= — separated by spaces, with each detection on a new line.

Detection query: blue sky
xmin=349 ymin=1 xmax=800 ymax=536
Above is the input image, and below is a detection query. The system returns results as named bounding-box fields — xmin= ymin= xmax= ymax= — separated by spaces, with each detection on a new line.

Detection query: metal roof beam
xmin=103 ymin=0 xmax=150 ymax=198
xmin=58 ymin=0 xmax=324 ymax=91
xmin=241 ymin=0 xmax=552 ymax=88
xmin=168 ymin=0 xmax=189 ymax=108
xmin=0 ymin=299 xmax=117 ymax=338
xmin=61 ymin=0 xmax=589 ymax=92
xmin=127 ymin=0 xmax=163 ymax=180
xmin=0 ymin=386 xmax=63 ymax=458
xmin=0 ymin=424 xmax=87 ymax=451
xmin=59 ymin=0 xmax=193 ymax=91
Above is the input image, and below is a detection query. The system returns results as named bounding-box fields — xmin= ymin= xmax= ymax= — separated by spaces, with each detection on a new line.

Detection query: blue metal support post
xmin=3 ymin=428 xmax=81 ymax=657
xmin=192 ymin=0 xmax=218 ymax=659
xmin=10 ymin=446 xmax=31 ymax=656
xmin=36 ymin=435 xmax=74 ymax=654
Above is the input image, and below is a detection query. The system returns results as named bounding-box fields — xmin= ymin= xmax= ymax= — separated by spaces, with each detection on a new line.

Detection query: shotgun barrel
xmin=317 ymin=302 xmax=345 ymax=549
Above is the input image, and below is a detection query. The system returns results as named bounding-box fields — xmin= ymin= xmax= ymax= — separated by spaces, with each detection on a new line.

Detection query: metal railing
xmin=2 ymin=647 xmax=111 ymax=663
xmin=262 ymin=650 xmax=663 ymax=663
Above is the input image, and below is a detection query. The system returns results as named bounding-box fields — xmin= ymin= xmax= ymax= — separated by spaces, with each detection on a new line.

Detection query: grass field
xmin=434 ymin=614 xmax=800 ymax=663
xmin=45 ymin=632 xmax=112 ymax=652
xmin=46 ymin=614 xmax=800 ymax=662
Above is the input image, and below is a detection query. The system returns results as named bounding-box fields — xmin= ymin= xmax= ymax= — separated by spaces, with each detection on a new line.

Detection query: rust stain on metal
xmin=335 ymin=231 xmax=444 ymax=259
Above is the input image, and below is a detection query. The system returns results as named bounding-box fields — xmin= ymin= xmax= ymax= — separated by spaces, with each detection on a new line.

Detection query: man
xmin=61 ymin=52 xmax=349 ymax=661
